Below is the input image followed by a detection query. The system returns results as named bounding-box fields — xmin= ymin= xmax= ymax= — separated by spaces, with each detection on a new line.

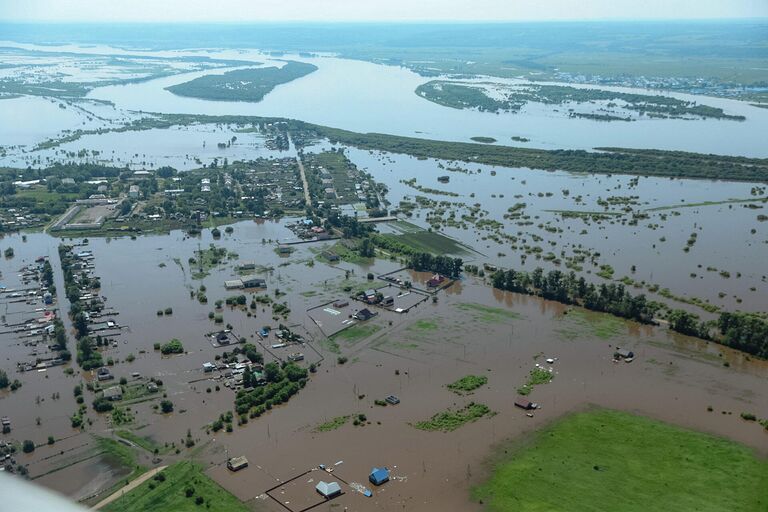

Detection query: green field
xmin=103 ymin=461 xmax=250 ymax=512
xmin=455 ymin=303 xmax=522 ymax=323
xmin=473 ymin=410 xmax=768 ymax=512
xmin=376 ymin=230 xmax=470 ymax=255
xmin=332 ymin=323 xmax=382 ymax=345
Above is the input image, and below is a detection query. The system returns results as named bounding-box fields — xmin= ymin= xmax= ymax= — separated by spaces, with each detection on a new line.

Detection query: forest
xmin=166 ymin=61 xmax=318 ymax=102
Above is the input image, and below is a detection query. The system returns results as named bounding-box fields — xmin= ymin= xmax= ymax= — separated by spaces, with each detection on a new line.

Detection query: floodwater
xmin=1 ymin=223 xmax=766 ymax=511
xmin=341 ymin=146 xmax=768 ymax=314
xmin=0 ymin=41 xmax=767 ymax=156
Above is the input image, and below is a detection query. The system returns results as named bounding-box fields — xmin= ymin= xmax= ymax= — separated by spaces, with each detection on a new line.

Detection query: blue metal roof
xmin=369 ymin=467 xmax=389 ymax=485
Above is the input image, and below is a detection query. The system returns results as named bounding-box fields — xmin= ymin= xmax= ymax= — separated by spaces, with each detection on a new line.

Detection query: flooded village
xmin=0 ymin=20 xmax=767 ymax=512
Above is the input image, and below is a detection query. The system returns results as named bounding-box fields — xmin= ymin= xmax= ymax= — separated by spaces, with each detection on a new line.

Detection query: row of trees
xmin=490 ymin=266 xmax=768 ymax=359
xmin=409 ymin=253 xmax=463 ymax=278
xmin=491 ymin=268 xmax=657 ymax=324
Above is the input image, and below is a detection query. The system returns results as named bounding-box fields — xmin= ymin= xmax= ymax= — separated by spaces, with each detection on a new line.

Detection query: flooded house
xmin=354 ymin=308 xmax=377 ymax=321
xmin=316 ymin=481 xmax=342 ymax=499
xmin=102 ymin=386 xmax=123 ymax=401
xmin=514 ymin=398 xmax=539 ymax=410
xmin=227 ymin=456 xmax=249 ymax=472
xmin=369 ymin=467 xmax=390 ymax=486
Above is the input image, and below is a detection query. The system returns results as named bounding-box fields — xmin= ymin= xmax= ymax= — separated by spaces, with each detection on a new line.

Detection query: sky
xmin=0 ymin=0 xmax=766 ymax=23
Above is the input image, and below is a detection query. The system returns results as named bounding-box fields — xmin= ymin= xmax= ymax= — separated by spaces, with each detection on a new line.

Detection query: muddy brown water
xmin=1 ymin=223 xmax=767 ymax=511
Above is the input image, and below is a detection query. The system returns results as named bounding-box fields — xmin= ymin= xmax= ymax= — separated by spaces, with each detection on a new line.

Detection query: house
xmin=324 ymin=187 xmax=336 ymax=199
xmin=102 ymin=385 xmax=123 ymax=401
xmin=227 ymin=456 xmax=249 ymax=472
xmin=315 ymin=481 xmax=342 ymax=499
xmin=514 ymin=398 xmax=539 ymax=410
xmin=354 ymin=308 xmax=377 ymax=321
xmin=133 ymin=170 xmax=151 ymax=178
xmin=369 ymin=467 xmax=390 ymax=486
xmin=147 ymin=382 xmax=159 ymax=393
xmin=128 ymin=185 xmax=140 ymax=199
xmin=224 ymin=279 xmax=244 ymax=289
xmin=96 ymin=367 xmax=113 ymax=381
xmin=381 ymin=295 xmax=394 ymax=306
xmin=333 ymin=300 xmax=349 ymax=308
xmin=427 ymin=274 xmax=446 ymax=288
xmin=163 ymin=188 xmax=185 ymax=197
xmin=236 ymin=262 xmax=256 ymax=271
xmin=241 ymin=277 xmax=266 ymax=289
xmin=61 ymin=178 xmax=76 ymax=185
xmin=278 ymin=244 xmax=292 ymax=254
xmin=202 ymin=362 xmax=216 ymax=373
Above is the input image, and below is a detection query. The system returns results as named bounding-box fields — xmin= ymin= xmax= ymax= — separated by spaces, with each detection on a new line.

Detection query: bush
xmin=22 ymin=440 xmax=35 ymax=453
xmin=185 ymin=487 xmax=195 ymax=498
xmin=741 ymin=412 xmax=757 ymax=421
xmin=164 ymin=307 xmax=173 ymax=315
xmin=337 ymin=356 xmax=348 ymax=365
xmin=160 ymin=400 xmax=174 ymax=413
xmin=195 ymin=496 xmax=205 ymax=505
xmin=160 ymin=339 xmax=184 ymax=355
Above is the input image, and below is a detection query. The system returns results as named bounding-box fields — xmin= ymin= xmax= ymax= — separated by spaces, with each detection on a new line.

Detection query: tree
xmin=0 ymin=369 xmax=8 ymax=389
xmin=22 ymin=440 xmax=35 ymax=453
xmin=264 ymin=362 xmax=282 ymax=383
xmin=160 ymin=400 xmax=174 ymax=413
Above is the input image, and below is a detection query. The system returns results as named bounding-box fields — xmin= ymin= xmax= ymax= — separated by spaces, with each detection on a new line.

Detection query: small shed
xmin=514 ymin=398 xmax=538 ymax=410
xmin=614 ymin=348 xmax=635 ymax=361
xmin=316 ymin=481 xmax=342 ymax=499
xmin=355 ymin=308 xmax=376 ymax=321
xmin=227 ymin=456 xmax=249 ymax=472
xmin=369 ymin=467 xmax=390 ymax=486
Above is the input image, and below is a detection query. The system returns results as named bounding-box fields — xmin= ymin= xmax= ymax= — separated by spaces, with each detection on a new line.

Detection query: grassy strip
xmin=375 ymin=231 xmax=470 ymax=255
xmin=645 ymin=197 xmax=766 ymax=212
xmin=447 ymin=375 xmax=488 ymax=395
xmin=413 ymin=402 xmax=494 ymax=432
xmin=102 ymin=461 xmax=250 ymax=512
xmin=313 ymin=415 xmax=350 ymax=433
xmin=472 ymin=409 xmax=768 ymax=511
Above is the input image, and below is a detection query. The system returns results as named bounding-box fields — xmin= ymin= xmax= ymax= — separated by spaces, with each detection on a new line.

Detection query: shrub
xmin=22 ymin=440 xmax=35 ymax=453
xmin=164 ymin=307 xmax=173 ymax=315
xmin=185 ymin=487 xmax=195 ymax=498
xmin=160 ymin=339 xmax=184 ymax=354
xmin=741 ymin=412 xmax=757 ymax=421
xmin=337 ymin=356 xmax=348 ymax=365
xmin=160 ymin=400 xmax=174 ymax=413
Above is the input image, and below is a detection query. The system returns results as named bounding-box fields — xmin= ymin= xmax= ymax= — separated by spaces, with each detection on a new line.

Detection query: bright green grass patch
xmin=102 ymin=461 xmax=250 ymax=512
xmin=557 ymin=308 xmax=626 ymax=340
xmin=472 ymin=409 xmax=768 ymax=512
xmin=447 ymin=375 xmax=488 ymax=394
xmin=332 ymin=323 xmax=382 ymax=345
xmin=413 ymin=402 xmax=494 ymax=432
xmin=313 ymin=415 xmax=350 ymax=433
xmin=456 ymin=303 xmax=522 ymax=323
xmin=377 ymin=230 xmax=470 ymax=255
xmin=517 ymin=366 xmax=554 ymax=396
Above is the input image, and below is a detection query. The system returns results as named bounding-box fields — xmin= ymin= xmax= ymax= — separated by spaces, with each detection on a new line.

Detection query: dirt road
xmin=91 ymin=465 xmax=167 ymax=509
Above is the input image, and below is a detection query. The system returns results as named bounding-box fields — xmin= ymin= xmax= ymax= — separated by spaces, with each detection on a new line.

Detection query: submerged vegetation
xmin=447 ymin=375 xmax=488 ymax=394
xmin=413 ymin=402 xmax=494 ymax=432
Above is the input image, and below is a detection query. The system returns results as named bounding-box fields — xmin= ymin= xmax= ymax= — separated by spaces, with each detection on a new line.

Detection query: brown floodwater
xmin=1 ymin=223 xmax=767 ymax=511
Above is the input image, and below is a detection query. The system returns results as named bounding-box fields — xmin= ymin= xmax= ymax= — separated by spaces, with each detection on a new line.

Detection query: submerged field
xmin=473 ymin=409 xmax=768 ymax=512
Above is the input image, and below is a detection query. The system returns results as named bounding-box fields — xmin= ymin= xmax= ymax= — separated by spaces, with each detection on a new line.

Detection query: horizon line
xmin=1 ymin=17 xmax=767 ymax=24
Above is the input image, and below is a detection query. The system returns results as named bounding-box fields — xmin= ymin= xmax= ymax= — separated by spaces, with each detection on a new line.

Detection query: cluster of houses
xmin=224 ymin=276 xmax=267 ymax=290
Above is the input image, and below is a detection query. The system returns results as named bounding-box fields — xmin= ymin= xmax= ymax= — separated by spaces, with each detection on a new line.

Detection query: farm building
xmin=316 ymin=481 xmax=342 ymax=499
xmin=369 ymin=467 xmax=390 ymax=486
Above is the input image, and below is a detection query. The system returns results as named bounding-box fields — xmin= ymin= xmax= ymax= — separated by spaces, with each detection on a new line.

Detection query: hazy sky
xmin=0 ymin=0 xmax=766 ymax=22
